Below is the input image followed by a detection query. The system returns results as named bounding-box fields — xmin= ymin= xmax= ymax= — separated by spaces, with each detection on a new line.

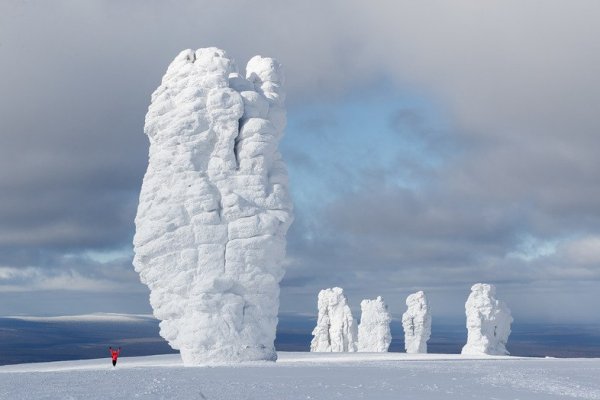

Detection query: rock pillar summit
xmin=402 ymin=291 xmax=432 ymax=354
xmin=133 ymin=48 xmax=293 ymax=365
xmin=311 ymin=287 xmax=358 ymax=352
xmin=461 ymin=283 xmax=512 ymax=356
xmin=358 ymin=296 xmax=392 ymax=352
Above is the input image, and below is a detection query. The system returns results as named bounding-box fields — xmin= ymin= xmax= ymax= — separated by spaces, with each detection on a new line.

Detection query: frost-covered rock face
xmin=401 ymin=291 xmax=432 ymax=354
xmin=357 ymin=296 xmax=392 ymax=352
xmin=310 ymin=287 xmax=358 ymax=352
xmin=133 ymin=48 xmax=293 ymax=365
xmin=461 ymin=283 xmax=512 ymax=356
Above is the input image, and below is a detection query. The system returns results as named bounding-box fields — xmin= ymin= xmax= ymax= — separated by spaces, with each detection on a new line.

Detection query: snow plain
xmin=2 ymin=352 xmax=600 ymax=399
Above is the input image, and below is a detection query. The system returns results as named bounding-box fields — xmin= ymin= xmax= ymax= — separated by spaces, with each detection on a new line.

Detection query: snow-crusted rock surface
xmin=462 ymin=283 xmax=513 ymax=356
xmin=402 ymin=291 xmax=432 ymax=354
xmin=357 ymin=296 xmax=391 ymax=352
xmin=310 ymin=287 xmax=358 ymax=352
xmin=133 ymin=48 xmax=293 ymax=365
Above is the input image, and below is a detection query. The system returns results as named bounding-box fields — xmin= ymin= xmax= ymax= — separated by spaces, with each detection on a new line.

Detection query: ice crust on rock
xmin=357 ymin=296 xmax=392 ymax=352
xmin=402 ymin=291 xmax=432 ymax=354
xmin=461 ymin=283 xmax=512 ymax=356
xmin=310 ymin=288 xmax=358 ymax=352
xmin=133 ymin=48 xmax=293 ymax=365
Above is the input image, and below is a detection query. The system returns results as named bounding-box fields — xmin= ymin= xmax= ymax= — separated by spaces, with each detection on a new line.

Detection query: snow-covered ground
xmin=1 ymin=352 xmax=599 ymax=399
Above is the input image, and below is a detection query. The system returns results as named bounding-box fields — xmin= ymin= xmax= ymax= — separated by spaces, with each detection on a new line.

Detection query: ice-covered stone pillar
xmin=461 ymin=283 xmax=512 ymax=356
xmin=357 ymin=296 xmax=392 ymax=352
xmin=133 ymin=48 xmax=293 ymax=365
xmin=310 ymin=287 xmax=358 ymax=352
xmin=402 ymin=291 xmax=432 ymax=354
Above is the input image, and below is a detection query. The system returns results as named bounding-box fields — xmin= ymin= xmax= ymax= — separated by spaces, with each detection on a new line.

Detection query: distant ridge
xmin=4 ymin=313 xmax=155 ymax=323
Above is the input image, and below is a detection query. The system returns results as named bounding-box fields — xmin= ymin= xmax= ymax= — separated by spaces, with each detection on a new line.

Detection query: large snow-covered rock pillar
xmin=357 ymin=296 xmax=392 ymax=352
xmin=401 ymin=291 xmax=432 ymax=354
xmin=461 ymin=283 xmax=512 ymax=356
xmin=310 ymin=287 xmax=358 ymax=352
xmin=133 ymin=48 xmax=293 ymax=365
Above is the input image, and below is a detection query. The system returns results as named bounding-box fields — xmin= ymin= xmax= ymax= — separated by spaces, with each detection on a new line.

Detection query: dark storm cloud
xmin=0 ymin=6 xmax=150 ymax=252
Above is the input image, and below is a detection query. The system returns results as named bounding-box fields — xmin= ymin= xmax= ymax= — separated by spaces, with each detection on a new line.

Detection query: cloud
xmin=562 ymin=236 xmax=600 ymax=265
xmin=0 ymin=0 xmax=599 ymax=320
xmin=0 ymin=254 xmax=143 ymax=293
xmin=280 ymin=126 xmax=600 ymax=319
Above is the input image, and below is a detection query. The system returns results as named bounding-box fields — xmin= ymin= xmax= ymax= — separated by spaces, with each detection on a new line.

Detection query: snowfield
xmin=2 ymin=352 xmax=599 ymax=399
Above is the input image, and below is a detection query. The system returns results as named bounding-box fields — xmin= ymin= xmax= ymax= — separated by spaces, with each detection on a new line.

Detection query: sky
xmin=1 ymin=0 xmax=599 ymax=323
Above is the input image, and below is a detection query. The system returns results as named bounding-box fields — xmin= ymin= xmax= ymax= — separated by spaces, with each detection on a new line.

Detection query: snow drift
xmin=402 ymin=291 xmax=432 ymax=354
xmin=461 ymin=283 xmax=512 ymax=356
xmin=311 ymin=287 xmax=358 ymax=352
xmin=357 ymin=296 xmax=391 ymax=352
xmin=133 ymin=47 xmax=293 ymax=365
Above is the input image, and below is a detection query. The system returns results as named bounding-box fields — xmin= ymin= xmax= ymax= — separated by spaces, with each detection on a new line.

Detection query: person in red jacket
xmin=109 ymin=346 xmax=121 ymax=367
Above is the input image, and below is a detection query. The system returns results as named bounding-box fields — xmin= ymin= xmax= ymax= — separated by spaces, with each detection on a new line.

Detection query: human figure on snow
xmin=109 ymin=346 xmax=121 ymax=367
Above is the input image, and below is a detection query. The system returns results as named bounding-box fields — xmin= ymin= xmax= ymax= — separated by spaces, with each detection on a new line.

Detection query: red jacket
xmin=109 ymin=348 xmax=120 ymax=361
